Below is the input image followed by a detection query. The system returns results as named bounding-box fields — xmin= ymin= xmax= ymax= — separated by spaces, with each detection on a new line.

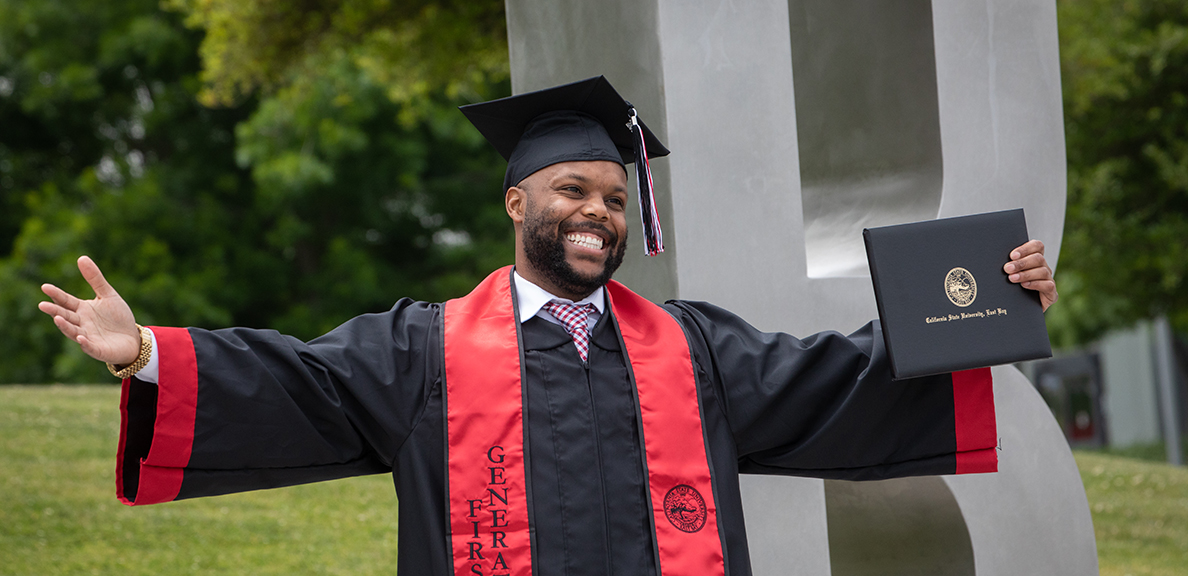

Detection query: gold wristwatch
xmin=106 ymin=324 xmax=153 ymax=379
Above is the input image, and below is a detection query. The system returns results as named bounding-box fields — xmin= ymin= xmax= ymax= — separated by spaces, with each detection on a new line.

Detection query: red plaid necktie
xmin=543 ymin=300 xmax=597 ymax=361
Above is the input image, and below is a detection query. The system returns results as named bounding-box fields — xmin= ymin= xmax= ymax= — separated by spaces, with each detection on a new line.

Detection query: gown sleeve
xmin=116 ymin=298 xmax=441 ymax=505
xmin=666 ymin=300 xmax=997 ymax=481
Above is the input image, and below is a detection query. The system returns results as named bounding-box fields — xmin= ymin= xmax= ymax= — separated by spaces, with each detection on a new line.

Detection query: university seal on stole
xmin=944 ymin=267 xmax=977 ymax=307
xmin=664 ymin=484 xmax=707 ymax=533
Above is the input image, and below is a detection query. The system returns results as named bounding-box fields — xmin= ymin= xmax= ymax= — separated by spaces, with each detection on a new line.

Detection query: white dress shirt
xmin=512 ymin=270 xmax=604 ymax=330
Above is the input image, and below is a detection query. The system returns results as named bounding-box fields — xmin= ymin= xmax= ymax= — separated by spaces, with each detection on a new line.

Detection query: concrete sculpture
xmin=505 ymin=0 xmax=1096 ymax=573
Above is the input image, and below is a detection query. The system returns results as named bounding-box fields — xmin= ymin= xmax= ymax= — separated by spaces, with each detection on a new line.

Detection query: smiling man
xmin=39 ymin=76 xmax=1058 ymax=576
xmin=513 ymin=159 xmax=630 ymax=300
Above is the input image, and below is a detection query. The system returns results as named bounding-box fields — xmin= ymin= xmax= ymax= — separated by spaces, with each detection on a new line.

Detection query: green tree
xmin=166 ymin=0 xmax=508 ymax=116
xmin=1050 ymin=0 xmax=1188 ymax=347
xmin=0 ymin=0 xmax=252 ymax=382
xmin=226 ymin=54 xmax=513 ymax=339
xmin=0 ymin=0 xmax=512 ymax=382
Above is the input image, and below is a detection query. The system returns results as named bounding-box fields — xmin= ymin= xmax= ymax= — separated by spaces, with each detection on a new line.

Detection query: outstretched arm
xmin=39 ymin=255 xmax=434 ymax=506
xmin=1005 ymin=239 xmax=1058 ymax=311
xmin=38 ymin=255 xmax=140 ymax=366
xmin=668 ymin=300 xmax=997 ymax=480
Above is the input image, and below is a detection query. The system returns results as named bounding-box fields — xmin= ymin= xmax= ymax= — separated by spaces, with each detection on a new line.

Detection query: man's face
xmin=511 ymin=160 xmax=630 ymax=300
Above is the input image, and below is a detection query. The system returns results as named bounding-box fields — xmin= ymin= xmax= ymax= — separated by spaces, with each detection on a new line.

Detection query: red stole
xmin=443 ymin=266 xmax=725 ymax=576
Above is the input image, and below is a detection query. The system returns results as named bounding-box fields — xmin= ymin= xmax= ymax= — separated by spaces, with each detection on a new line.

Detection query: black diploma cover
xmin=863 ymin=208 xmax=1052 ymax=379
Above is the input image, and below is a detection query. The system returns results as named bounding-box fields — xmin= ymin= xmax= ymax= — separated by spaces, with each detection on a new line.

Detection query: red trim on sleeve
xmin=116 ymin=327 xmax=198 ymax=505
xmin=115 ymin=376 xmax=133 ymax=505
xmin=956 ymin=447 xmax=998 ymax=474
xmin=952 ymin=367 xmax=997 ymax=474
xmin=144 ymin=327 xmax=198 ymax=468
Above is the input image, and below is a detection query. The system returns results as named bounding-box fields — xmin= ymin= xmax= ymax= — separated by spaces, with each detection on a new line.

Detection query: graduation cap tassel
xmin=628 ymin=105 xmax=664 ymax=256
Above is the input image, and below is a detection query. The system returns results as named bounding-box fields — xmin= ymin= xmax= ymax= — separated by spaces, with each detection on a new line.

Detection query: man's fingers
xmin=1023 ymin=280 xmax=1058 ymax=312
xmin=41 ymin=283 xmax=81 ymax=312
xmin=1005 ymin=253 xmax=1051 ymax=276
xmin=37 ymin=300 xmax=58 ymax=318
xmin=76 ymin=335 xmax=102 ymax=360
xmin=38 ymin=301 xmax=82 ymax=326
xmin=1005 ymin=240 xmax=1057 ymax=312
xmin=1009 ymin=239 xmax=1046 ymax=260
xmin=1009 ymin=268 xmax=1052 ymax=284
xmin=78 ymin=256 xmax=118 ymax=299
xmin=1022 ymin=279 xmax=1057 ymax=292
xmin=53 ymin=315 xmax=84 ymax=341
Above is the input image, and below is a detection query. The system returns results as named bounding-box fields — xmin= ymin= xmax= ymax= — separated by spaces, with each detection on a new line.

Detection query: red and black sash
xmin=442 ymin=266 xmax=725 ymax=576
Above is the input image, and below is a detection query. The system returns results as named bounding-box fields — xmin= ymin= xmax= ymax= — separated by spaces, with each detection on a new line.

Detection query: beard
xmin=522 ymin=202 xmax=627 ymax=297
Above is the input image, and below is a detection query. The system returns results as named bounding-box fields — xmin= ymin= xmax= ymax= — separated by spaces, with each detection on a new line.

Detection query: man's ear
xmin=506 ymin=186 xmax=527 ymax=224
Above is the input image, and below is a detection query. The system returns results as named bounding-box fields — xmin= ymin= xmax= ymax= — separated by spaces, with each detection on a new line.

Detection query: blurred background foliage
xmin=0 ymin=0 xmax=511 ymax=382
xmin=1 ymin=0 xmax=1186 ymax=381
xmin=1047 ymin=0 xmax=1188 ymax=347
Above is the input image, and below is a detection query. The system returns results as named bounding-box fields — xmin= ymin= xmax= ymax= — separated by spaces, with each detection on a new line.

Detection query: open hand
xmin=1004 ymin=240 xmax=1058 ymax=312
xmin=38 ymin=256 xmax=140 ymax=365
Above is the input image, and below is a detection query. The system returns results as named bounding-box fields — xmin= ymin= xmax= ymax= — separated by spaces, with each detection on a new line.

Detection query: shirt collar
xmin=512 ymin=269 xmax=605 ymax=324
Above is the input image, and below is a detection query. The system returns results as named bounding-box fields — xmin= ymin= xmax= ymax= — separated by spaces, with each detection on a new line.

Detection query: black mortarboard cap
xmin=460 ymin=76 xmax=670 ymax=255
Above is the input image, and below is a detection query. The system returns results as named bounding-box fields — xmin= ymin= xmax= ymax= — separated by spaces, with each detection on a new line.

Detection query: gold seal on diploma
xmin=944 ymin=267 xmax=977 ymax=307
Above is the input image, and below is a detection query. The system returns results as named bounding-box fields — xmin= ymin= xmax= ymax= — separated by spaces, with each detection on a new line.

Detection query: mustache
xmin=561 ymin=221 xmax=619 ymax=246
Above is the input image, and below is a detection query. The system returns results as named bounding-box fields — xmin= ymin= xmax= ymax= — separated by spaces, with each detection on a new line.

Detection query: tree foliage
xmin=166 ymin=0 xmax=508 ymax=115
xmin=1049 ymin=0 xmax=1188 ymax=347
xmin=0 ymin=0 xmax=511 ymax=382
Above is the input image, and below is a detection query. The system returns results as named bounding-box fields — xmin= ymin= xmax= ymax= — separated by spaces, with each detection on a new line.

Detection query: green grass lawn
xmin=1 ymin=385 xmax=398 ymax=575
xmin=1075 ymin=451 xmax=1188 ymax=576
xmin=3 ymin=385 xmax=1188 ymax=575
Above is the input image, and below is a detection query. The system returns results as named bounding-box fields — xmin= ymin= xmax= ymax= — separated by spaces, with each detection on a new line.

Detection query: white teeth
xmin=566 ymin=233 xmax=604 ymax=250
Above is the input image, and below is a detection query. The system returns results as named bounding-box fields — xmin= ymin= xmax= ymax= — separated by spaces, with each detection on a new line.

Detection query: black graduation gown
xmin=117 ymin=297 xmax=994 ymax=576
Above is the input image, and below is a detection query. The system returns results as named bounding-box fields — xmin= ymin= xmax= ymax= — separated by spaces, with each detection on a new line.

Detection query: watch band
xmin=106 ymin=324 xmax=152 ymax=379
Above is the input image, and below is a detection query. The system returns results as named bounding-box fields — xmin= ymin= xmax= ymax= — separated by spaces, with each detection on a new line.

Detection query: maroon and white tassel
xmin=628 ymin=105 xmax=664 ymax=256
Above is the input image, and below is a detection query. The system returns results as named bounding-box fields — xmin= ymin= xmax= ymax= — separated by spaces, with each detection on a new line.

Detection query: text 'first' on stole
xmin=467 ymin=445 xmax=513 ymax=575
